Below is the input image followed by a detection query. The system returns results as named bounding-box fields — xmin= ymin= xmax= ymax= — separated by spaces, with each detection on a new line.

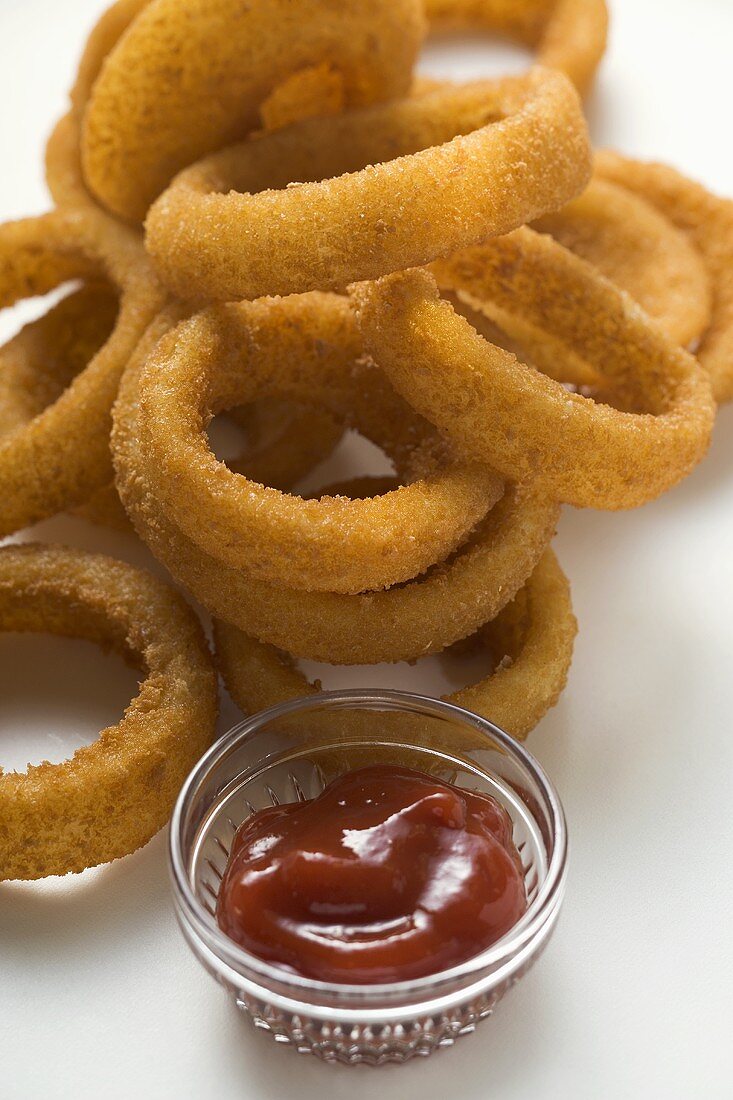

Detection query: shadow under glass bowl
xmin=169 ymin=689 xmax=568 ymax=1066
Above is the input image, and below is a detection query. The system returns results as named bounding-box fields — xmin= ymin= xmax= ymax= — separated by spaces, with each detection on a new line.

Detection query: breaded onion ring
xmin=0 ymin=283 xmax=117 ymax=439
xmin=425 ymin=0 xmax=608 ymax=95
xmin=0 ymin=210 xmax=165 ymax=537
xmin=595 ymin=151 xmax=733 ymax=404
xmin=145 ymin=69 xmax=591 ymax=300
xmin=354 ymin=228 xmax=715 ymax=510
xmin=124 ymin=295 xmax=502 ymax=594
xmin=0 ymin=543 xmax=217 ymax=881
xmin=0 ymin=279 xmax=134 ymax=533
xmin=80 ymin=0 xmax=427 ymax=221
xmin=442 ymin=176 xmax=713 ymax=393
xmin=214 ymin=550 xmax=576 ymax=741
xmin=115 ymin=342 xmax=559 ymax=663
xmin=53 ymin=3 xmax=359 ymax=209
xmin=533 ymin=176 xmax=713 ymax=351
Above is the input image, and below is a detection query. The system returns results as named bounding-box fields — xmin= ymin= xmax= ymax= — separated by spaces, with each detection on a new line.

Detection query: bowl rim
xmin=169 ymin=689 xmax=568 ymax=1000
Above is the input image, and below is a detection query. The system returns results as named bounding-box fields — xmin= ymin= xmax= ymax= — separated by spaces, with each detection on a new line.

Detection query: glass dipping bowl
xmin=169 ymin=690 xmax=568 ymax=1066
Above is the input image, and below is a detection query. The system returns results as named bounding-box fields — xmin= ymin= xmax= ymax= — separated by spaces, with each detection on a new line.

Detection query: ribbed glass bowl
xmin=169 ymin=690 xmax=568 ymax=1066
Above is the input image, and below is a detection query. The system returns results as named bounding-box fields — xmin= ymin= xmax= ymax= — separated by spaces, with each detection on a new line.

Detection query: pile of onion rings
xmin=0 ymin=0 xmax=728 ymax=880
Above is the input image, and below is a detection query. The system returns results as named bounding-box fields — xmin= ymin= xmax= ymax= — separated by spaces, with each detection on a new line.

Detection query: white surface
xmin=1 ymin=1 xmax=732 ymax=1096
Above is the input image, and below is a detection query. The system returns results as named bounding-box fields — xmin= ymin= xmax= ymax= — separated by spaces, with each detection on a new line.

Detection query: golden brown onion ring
xmin=214 ymin=549 xmax=576 ymax=741
xmin=425 ymin=0 xmax=608 ymax=94
xmin=126 ymin=295 xmax=502 ymax=594
xmin=0 ymin=283 xmax=117 ymax=439
xmin=52 ymin=3 xmax=359 ymax=211
xmin=146 ymin=69 xmax=591 ymax=300
xmin=81 ymin=0 xmax=426 ymax=221
xmin=354 ymin=228 xmax=715 ymax=510
xmin=0 ymin=210 xmax=165 ymax=537
xmin=445 ymin=176 xmax=713 ymax=392
xmin=0 ymin=279 xmax=134 ymax=533
xmin=533 ymin=176 xmax=712 ymax=351
xmin=0 ymin=543 xmax=217 ymax=881
xmin=595 ymin=151 xmax=733 ymax=404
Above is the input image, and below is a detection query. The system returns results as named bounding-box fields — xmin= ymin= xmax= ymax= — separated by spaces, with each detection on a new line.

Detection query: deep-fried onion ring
xmin=0 ymin=279 xmax=134 ymax=533
xmin=214 ymin=549 xmax=576 ymax=741
xmin=80 ymin=0 xmax=426 ymax=221
xmin=354 ymin=228 xmax=715 ymax=510
xmin=533 ymin=176 xmax=712 ymax=351
xmin=0 ymin=543 xmax=217 ymax=881
xmin=124 ymin=295 xmax=502 ymax=594
xmin=595 ymin=151 xmax=733 ymax=404
xmin=145 ymin=69 xmax=591 ymax=300
xmin=0 ymin=283 xmax=117 ymax=439
xmin=0 ymin=210 xmax=165 ymax=537
xmin=445 ymin=175 xmax=713 ymax=392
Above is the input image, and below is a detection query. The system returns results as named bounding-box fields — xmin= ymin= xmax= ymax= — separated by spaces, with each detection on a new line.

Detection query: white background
xmin=1 ymin=1 xmax=732 ymax=1097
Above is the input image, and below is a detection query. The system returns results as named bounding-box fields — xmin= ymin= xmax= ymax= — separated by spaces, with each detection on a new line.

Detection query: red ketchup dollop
xmin=216 ymin=765 xmax=527 ymax=984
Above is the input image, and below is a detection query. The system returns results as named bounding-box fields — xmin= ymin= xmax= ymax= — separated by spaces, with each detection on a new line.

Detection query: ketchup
xmin=216 ymin=765 xmax=527 ymax=984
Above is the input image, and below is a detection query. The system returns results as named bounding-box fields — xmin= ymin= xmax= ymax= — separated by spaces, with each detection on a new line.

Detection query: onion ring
xmin=354 ymin=228 xmax=715 ymax=510
xmin=0 ymin=209 xmax=165 ymax=537
xmin=115 ymin=340 xmax=558 ymax=663
xmin=425 ymin=0 xmax=609 ymax=94
xmin=53 ymin=1 xmax=362 ymax=211
xmin=214 ymin=549 xmax=576 ymax=741
xmin=595 ymin=151 xmax=733 ymax=404
xmin=145 ymin=69 xmax=591 ymax=300
xmin=0 ymin=279 xmax=135 ymax=533
xmin=122 ymin=294 xmax=502 ymax=594
xmin=0 ymin=543 xmax=217 ymax=881
xmin=0 ymin=283 xmax=117 ymax=439
xmin=442 ymin=175 xmax=713 ymax=392
xmin=80 ymin=0 xmax=427 ymax=221
xmin=533 ymin=176 xmax=713 ymax=351
xmin=49 ymin=42 xmax=343 ymax=212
